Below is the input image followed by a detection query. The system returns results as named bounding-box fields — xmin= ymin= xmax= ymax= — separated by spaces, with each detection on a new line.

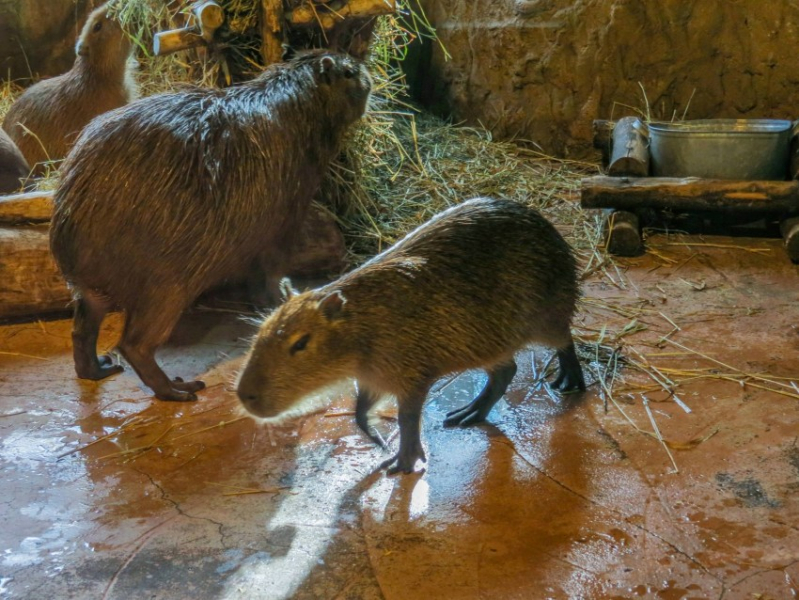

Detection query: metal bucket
xmin=645 ymin=119 xmax=794 ymax=180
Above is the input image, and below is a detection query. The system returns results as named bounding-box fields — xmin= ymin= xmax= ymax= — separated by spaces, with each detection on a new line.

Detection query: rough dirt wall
xmin=0 ymin=0 xmax=93 ymax=82
xmin=410 ymin=0 xmax=799 ymax=158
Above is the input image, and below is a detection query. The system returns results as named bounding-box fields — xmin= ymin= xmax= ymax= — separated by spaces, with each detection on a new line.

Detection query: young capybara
xmin=49 ymin=48 xmax=372 ymax=402
xmin=0 ymin=129 xmax=30 ymax=193
xmin=236 ymin=197 xmax=586 ymax=474
xmin=2 ymin=3 xmax=135 ymax=175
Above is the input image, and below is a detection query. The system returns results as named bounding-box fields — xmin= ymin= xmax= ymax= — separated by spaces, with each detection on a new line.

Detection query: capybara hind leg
xmin=118 ymin=305 xmax=204 ymax=401
xmin=381 ymin=390 xmax=428 ymax=475
xmin=355 ymin=385 xmax=386 ymax=448
xmin=443 ymin=360 xmax=518 ymax=427
xmin=553 ymin=342 xmax=586 ymax=392
xmin=72 ymin=293 xmax=123 ymax=381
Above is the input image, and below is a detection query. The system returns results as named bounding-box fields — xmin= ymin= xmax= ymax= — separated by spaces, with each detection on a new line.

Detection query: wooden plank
xmin=0 ymin=226 xmax=71 ymax=320
xmin=0 ymin=191 xmax=53 ymax=224
xmin=581 ymin=176 xmax=799 ymax=214
xmin=608 ymin=116 xmax=649 ymax=177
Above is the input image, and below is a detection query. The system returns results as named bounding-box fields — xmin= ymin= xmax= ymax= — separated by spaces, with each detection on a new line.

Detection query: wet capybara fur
xmin=2 ymin=4 xmax=135 ymax=175
xmin=50 ymin=48 xmax=372 ymax=402
xmin=236 ymin=197 xmax=586 ymax=474
xmin=0 ymin=129 xmax=30 ymax=194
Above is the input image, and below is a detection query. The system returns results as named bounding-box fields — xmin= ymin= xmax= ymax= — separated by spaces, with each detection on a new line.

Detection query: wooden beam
xmin=0 ymin=191 xmax=53 ymax=224
xmin=581 ymin=176 xmax=799 ymax=214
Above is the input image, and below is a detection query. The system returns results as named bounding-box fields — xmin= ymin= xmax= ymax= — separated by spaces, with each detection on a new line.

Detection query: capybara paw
xmin=443 ymin=403 xmax=488 ymax=428
xmin=76 ymin=360 xmax=124 ymax=381
xmin=171 ymin=378 xmax=206 ymax=393
xmin=552 ymin=369 xmax=586 ymax=393
xmin=97 ymin=354 xmax=116 ymax=368
xmin=155 ymin=388 xmax=199 ymax=402
xmin=380 ymin=447 xmax=426 ymax=475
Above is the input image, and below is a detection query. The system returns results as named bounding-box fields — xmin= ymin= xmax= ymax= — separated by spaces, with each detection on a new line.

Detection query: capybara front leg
xmin=443 ymin=360 xmax=518 ymax=427
xmin=355 ymin=385 xmax=386 ymax=448
xmin=72 ymin=293 xmax=123 ymax=381
xmin=380 ymin=390 xmax=428 ymax=475
xmin=552 ymin=341 xmax=586 ymax=392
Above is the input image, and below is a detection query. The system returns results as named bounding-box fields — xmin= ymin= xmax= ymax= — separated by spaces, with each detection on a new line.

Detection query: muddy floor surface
xmin=1 ymin=232 xmax=798 ymax=600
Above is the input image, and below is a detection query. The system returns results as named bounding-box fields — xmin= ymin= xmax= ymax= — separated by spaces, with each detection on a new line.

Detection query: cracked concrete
xmin=1 ymin=231 xmax=799 ymax=599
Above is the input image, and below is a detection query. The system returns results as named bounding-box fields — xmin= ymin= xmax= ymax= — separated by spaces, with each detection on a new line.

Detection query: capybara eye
xmin=344 ymin=69 xmax=355 ymax=79
xmin=93 ymin=21 xmax=103 ymax=33
xmin=290 ymin=334 xmax=311 ymax=355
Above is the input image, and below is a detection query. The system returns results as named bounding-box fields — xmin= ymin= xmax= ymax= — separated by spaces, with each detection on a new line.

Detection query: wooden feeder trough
xmin=582 ymin=117 xmax=799 ymax=262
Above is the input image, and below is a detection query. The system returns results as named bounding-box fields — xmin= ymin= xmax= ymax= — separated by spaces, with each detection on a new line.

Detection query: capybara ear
xmin=319 ymin=290 xmax=346 ymax=321
xmin=319 ymin=55 xmax=335 ymax=82
xmin=281 ymin=44 xmax=296 ymax=61
xmin=279 ymin=277 xmax=297 ymax=301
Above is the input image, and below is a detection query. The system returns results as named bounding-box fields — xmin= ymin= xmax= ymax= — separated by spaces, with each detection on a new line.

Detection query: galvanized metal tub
xmin=646 ymin=119 xmax=794 ymax=180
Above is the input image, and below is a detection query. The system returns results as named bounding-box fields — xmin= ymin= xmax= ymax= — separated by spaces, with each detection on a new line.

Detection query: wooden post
xmin=603 ymin=210 xmax=643 ymax=257
xmin=592 ymin=119 xmax=614 ymax=170
xmin=261 ymin=0 xmax=285 ymax=66
xmin=780 ymin=216 xmax=799 ymax=263
xmin=608 ymin=117 xmax=649 ymax=177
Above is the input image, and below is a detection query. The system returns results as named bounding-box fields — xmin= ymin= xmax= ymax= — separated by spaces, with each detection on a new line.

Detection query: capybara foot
xmin=171 ymin=377 xmax=206 ymax=393
xmin=443 ymin=402 xmax=488 ymax=428
xmin=76 ymin=354 xmax=124 ymax=381
xmin=155 ymin=387 xmax=199 ymax=402
xmin=380 ymin=445 xmax=427 ymax=475
xmin=553 ymin=345 xmax=586 ymax=392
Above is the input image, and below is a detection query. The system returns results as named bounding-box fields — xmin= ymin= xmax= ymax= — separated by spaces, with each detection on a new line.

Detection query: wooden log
xmin=153 ymin=28 xmax=205 ymax=56
xmin=780 ymin=216 xmax=799 ymax=263
xmin=603 ymin=209 xmax=642 ymax=257
xmin=581 ymin=176 xmax=799 ymax=214
xmin=608 ymin=116 xmax=649 ymax=177
xmin=287 ymin=0 xmax=397 ymax=30
xmin=0 ymin=226 xmax=71 ymax=320
xmin=153 ymin=1 xmax=223 ymax=56
xmin=0 ymin=190 xmax=53 ymax=224
xmin=592 ymin=119 xmax=614 ymax=169
xmin=261 ymin=0 xmax=286 ymax=66
xmin=194 ymin=1 xmax=224 ymax=42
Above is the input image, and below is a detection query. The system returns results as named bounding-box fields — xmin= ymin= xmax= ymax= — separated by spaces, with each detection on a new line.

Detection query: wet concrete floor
xmin=1 ymin=231 xmax=799 ymax=600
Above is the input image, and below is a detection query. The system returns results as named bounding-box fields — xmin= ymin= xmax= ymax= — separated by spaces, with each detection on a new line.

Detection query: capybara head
xmin=281 ymin=46 xmax=372 ymax=128
xmin=236 ymin=282 xmax=356 ymax=419
xmin=75 ymin=4 xmax=131 ymax=73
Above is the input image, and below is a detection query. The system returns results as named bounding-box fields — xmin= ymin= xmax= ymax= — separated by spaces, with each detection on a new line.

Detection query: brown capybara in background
xmin=50 ymin=48 xmax=372 ymax=402
xmin=236 ymin=197 xmax=586 ymax=474
xmin=0 ymin=129 xmax=30 ymax=193
xmin=2 ymin=4 xmax=135 ymax=175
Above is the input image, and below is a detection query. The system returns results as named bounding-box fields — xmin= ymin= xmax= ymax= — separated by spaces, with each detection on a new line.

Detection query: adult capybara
xmin=2 ymin=4 xmax=135 ymax=175
xmin=236 ymin=197 xmax=586 ymax=474
xmin=50 ymin=48 xmax=372 ymax=402
xmin=0 ymin=129 xmax=30 ymax=193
